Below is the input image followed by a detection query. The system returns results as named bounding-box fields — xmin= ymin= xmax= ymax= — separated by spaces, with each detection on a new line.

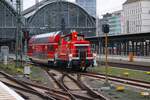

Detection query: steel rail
xmin=45 ymin=70 xmax=77 ymax=100
xmin=61 ymin=74 xmax=99 ymax=100
xmin=66 ymin=74 xmax=109 ymax=100
xmin=9 ymin=74 xmax=68 ymax=100
xmin=21 ymin=78 xmax=71 ymax=100
xmin=45 ymin=91 xmax=70 ymax=100
xmin=1 ymin=80 xmax=56 ymax=100
xmin=51 ymin=89 xmax=96 ymax=100
xmin=65 ymin=74 xmax=86 ymax=90
xmin=46 ymin=70 xmax=98 ymax=100
xmin=30 ymin=63 xmax=109 ymax=99
xmin=82 ymin=72 xmax=150 ymax=89
xmin=60 ymin=73 xmax=81 ymax=100
xmin=107 ymin=62 xmax=150 ymax=71
xmin=20 ymin=80 xmax=51 ymax=91
xmin=0 ymin=70 xmax=73 ymax=100
xmin=0 ymin=71 xmax=56 ymax=100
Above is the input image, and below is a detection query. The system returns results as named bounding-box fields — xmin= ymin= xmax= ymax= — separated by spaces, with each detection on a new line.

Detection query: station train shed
xmin=86 ymin=32 xmax=150 ymax=57
xmin=22 ymin=0 xmax=96 ymax=37
xmin=0 ymin=0 xmax=18 ymax=52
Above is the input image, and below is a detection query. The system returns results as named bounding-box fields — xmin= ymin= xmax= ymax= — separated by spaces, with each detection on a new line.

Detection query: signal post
xmin=102 ymin=24 xmax=110 ymax=86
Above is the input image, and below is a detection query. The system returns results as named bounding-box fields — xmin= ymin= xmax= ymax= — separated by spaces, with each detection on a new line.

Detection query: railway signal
xmin=102 ymin=24 xmax=109 ymax=85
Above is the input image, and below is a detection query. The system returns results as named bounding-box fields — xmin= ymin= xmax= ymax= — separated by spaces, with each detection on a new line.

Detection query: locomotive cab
xmin=57 ymin=31 xmax=94 ymax=70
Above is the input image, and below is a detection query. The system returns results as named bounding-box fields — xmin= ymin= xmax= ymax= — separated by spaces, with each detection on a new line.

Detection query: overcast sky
xmin=23 ymin=0 xmax=126 ymax=17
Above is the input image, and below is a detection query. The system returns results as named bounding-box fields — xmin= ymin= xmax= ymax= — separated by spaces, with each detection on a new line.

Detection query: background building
xmin=75 ymin=0 xmax=96 ymax=17
xmin=97 ymin=13 xmax=111 ymax=36
xmin=123 ymin=0 xmax=150 ymax=34
xmin=98 ymin=11 xmax=122 ymax=36
xmin=109 ymin=11 xmax=122 ymax=35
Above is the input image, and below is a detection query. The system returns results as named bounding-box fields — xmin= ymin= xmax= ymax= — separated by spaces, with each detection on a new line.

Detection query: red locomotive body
xmin=27 ymin=31 xmax=94 ymax=71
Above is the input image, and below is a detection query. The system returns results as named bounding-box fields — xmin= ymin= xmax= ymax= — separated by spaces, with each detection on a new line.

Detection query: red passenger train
xmin=27 ymin=31 xmax=94 ymax=71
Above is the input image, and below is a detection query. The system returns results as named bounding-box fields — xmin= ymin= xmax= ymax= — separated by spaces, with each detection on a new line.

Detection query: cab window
xmin=48 ymin=45 xmax=54 ymax=51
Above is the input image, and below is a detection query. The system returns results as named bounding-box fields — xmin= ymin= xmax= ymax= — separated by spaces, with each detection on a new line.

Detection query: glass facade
xmin=76 ymin=0 xmax=96 ymax=17
xmin=109 ymin=15 xmax=121 ymax=35
xmin=102 ymin=12 xmax=122 ymax=35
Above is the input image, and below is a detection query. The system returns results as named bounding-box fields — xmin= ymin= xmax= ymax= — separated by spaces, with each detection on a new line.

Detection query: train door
xmin=77 ymin=46 xmax=87 ymax=61
xmin=48 ymin=44 xmax=54 ymax=59
xmin=44 ymin=45 xmax=48 ymax=59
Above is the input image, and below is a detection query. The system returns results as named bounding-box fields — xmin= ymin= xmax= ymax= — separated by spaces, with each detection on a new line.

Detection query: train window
xmin=27 ymin=46 xmax=32 ymax=52
xmin=64 ymin=36 xmax=71 ymax=41
xmin=48 ymin=45 xmax=54 ymax=51
xmin=77 ymin=36 xmax=84 ymax=40
xmin=58 ymin=38 xmax=62 ymax=45
xmin=34 ymin=37 xmax=49 ymax=44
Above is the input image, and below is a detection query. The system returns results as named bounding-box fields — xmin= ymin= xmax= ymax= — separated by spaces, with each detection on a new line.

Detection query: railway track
xmin=106 ymin=62 xmax=150 ymax=71
xmin=65 ymin=73 xmax=110 ymax=100
xmin=82 ymin=72 xmax=150 ymax=89
xmin=28 ymin=62 xmax=150 ymax=99
xmin=46 ymin=70 xmax=79 ymax=100
xmin=0 ymin=71 xmax=83 ymax=100
xmin=45 ymin=69 xmax=110 ymax=100
xmin=61 ymin=73 xmax=96 ymax=100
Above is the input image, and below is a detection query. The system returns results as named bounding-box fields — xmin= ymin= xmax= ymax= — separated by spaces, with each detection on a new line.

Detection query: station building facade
xmin=0 ymin=0 xmax=18 ymax=52
xmin=98 ymin=12 xmax=122 ymax=36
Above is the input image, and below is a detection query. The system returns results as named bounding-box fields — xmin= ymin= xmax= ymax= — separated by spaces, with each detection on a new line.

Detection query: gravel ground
xmin=83 ymin=76 xmax=150 ymax=100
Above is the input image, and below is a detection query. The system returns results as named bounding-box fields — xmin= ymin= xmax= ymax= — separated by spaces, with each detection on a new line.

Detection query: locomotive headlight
xmin=74 ymin=34 xmax=77 ymax=38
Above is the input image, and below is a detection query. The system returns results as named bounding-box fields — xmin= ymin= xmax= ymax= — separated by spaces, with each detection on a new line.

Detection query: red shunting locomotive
xmin=27 ymin=31 xmax=94 ymax=71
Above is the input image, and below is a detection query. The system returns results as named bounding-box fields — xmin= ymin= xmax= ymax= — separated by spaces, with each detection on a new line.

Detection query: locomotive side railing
xmin=31 ymin=44 xmax=96 ymax=60
xmin=56 ymin=47 xmax=96 ymax=58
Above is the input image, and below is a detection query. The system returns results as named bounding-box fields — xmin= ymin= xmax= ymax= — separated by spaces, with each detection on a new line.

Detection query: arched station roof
xmin=1 ymin=0 xmax=17 ymax=16
xmin=26 ymin=1 xmax=96 ymax=37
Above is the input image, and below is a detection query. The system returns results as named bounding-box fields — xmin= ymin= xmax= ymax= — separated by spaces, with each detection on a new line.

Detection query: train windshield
xmin=63 ymin=34 xmax=84 ymax=41
xmin=77 ymin=35 xmax=84 ymax=40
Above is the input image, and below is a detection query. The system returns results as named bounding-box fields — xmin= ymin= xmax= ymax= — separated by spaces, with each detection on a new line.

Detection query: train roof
xmin=34 ymin=31 xmax=61 ymax=39
xmin=29 ymin=31 xmax=61 ymax=44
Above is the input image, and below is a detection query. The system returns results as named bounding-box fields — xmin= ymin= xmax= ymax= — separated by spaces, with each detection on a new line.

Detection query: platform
xmin=0 ymin=81 xmax=24 ymax=100
xmin=98 ymin=55 xmax=150 ymax=67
